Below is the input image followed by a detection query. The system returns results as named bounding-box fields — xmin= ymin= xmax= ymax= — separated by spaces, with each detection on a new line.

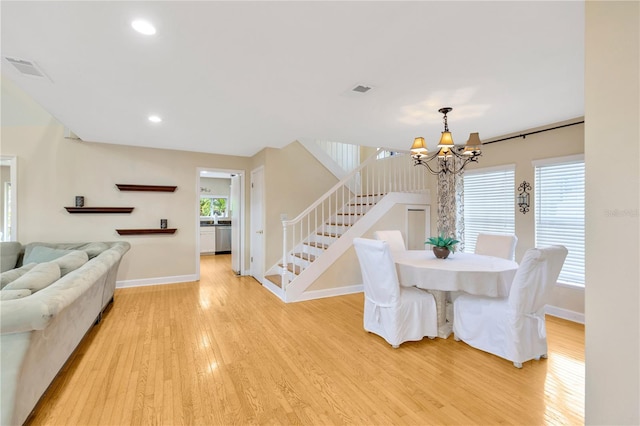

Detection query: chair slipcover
xmin=353 ymin=238 xmax=437 ymax=348
xmin=474 ymin=233 xmax=518 ymax=260
xmin=373 ymin=230 xmax=406 ymax=252
xmin=453 ymin=245 xmax=568 ymax=367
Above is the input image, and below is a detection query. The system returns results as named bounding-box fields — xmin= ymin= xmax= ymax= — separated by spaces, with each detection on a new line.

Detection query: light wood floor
xmin=27 ymin=254 xmax=585 ymax=425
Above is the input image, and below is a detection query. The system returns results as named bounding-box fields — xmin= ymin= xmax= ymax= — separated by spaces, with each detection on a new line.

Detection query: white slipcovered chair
xmin=453 ymin=245 xmax=568 ymax=368
xmin=373 ymin=230 xmax=406 ymax=252
xmin=474 ymin=233 xmax=518 ymax=260
xmin=353 ymin=238 xmax=438 ymax=348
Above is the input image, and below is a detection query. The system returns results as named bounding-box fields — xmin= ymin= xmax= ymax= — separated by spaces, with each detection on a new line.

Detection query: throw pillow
xmin=0 ymin=263 xmax=37 ymax=289
xmin=4 ymin=262 xmax=61 ymax=293
xmin=52 ymin=250 xmax=89 ymax=276
xmin=0 ymin=288 xmax=32 ymax=301
xmin=0 ymin=242 xmax=23 ymax=273
xmin=23 ymin=245 xmax=73 ymax=264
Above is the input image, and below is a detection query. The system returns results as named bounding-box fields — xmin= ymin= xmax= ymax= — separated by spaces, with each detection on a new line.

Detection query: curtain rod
xmin=483 ymin=120 xmax=584 ymax=145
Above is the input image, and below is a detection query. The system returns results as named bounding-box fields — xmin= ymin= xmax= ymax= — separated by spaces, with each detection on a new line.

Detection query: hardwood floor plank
xmin=26 ymin=254 xmax=585 ymax=425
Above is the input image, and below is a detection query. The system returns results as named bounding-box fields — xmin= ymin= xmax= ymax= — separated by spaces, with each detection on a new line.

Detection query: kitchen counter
xmin=200 ymin=220 xmax=231 ymax=227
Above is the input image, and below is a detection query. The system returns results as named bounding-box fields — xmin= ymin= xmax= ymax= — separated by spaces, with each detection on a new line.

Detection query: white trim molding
xmin=295 ymin=284 xmax=364 ymax=303
xmin=116 ymin=274 xmax=198 ymax=289
xmin=545 ymin=305 xmax=585 ymax=324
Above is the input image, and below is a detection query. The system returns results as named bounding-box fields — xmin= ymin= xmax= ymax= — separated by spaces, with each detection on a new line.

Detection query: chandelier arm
xmin=414 ymin=158 xmax=442 ymax=175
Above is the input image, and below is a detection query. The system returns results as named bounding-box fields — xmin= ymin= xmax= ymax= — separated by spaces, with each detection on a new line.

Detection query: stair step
xmin=326 ymin=222 xmax=352 ymax=226
xmin=356 ymin=193 xmax=384 ymax=197
xmin=348 ymin=202 xmax=375 ymax=206
xmin=317 ymin=232 xmax=341 ymax=238
xmin=293 ymin=252 xmax=316 ymax=262
xmin=304 ymin=241 xmax=329 ymax=250
xmin=337 ymin=212 xmax=364 ymax=216
xmin=279 ymin=263 xmax=302 ymax=275
xmin=265 ymin=274 xmax=282 ymax=288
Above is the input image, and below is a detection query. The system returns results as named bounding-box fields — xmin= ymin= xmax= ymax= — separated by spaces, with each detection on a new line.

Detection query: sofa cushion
xmin=51 ymin=250 xmax=89 ymax=276
xmin=0 ymin=263 xmax=37 ymax=289
xmin=3 ymin=262 xmax=61 ymax=293
xmin=23 ymin=245 xmax=73 ymax=264
xmin=1 ymin=242 xmax=22 ymax=273
xmin=0 ymin=288 xmax=32 ymax=300
xmin=76 ymin=242 xmax=109 ymax=259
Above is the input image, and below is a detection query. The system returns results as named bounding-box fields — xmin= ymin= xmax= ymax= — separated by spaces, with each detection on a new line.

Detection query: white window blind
xmin=463 ymin=166 xmax=515 ymax=253
xmin=534 ymin=158 xmax=585 ymax=286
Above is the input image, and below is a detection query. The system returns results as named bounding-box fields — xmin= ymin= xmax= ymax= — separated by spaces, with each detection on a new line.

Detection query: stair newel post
xmin=282 ymin=221 xmax=289 ymax=289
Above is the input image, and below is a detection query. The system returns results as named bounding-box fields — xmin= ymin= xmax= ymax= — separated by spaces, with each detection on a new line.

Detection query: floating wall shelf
xmin=116 ymin=184 xmax=177 ymax=192
xmin=65 ymin=207 xmax=134 ymax=214
xmin=116 ymin=228 xmax=177 ymax=235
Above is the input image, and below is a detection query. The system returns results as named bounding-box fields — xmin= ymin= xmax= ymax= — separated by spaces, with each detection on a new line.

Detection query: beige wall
xmin=199 ymin=177 xmax=231 ymax=198
xmin=426 ymin=120 xmax=585 ymax=316
xmin=2 ymin=79 xmax=253 ymax=283
xmin=585 ymin=2 xmax=639 ymax=424
xmin=262 ymin=141 xmax=339 ymax=269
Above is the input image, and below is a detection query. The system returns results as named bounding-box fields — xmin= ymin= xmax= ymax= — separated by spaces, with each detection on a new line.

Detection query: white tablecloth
xmin=393 ymin=251 xmax=519 ymax=338
xmin=394 ymin=251 xmax=518 ymax=297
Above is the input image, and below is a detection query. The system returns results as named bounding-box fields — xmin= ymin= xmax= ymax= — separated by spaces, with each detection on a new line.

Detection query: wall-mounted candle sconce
xmin=517 ymin=181 xmax=531 ymax=214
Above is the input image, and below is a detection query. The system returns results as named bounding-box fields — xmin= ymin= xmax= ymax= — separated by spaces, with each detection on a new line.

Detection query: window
xmin=200 ymin=196 xmax=228 ymax=218
xmin=463 ymin=166 xmax=515 ymax=253
xmin=534 ymin=155 xmax=585 ymax=286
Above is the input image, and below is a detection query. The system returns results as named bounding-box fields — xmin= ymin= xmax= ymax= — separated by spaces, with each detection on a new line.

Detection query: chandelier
xmin=410 ymin=107 xmax=482 ymax=175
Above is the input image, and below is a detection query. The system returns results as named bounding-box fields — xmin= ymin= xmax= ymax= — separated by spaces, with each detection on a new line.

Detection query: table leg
xmin=427 ymin=290 xmax=452 ymax=338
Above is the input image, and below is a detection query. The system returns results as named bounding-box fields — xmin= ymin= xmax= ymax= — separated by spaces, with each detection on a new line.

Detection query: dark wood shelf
xmin=65 ymin=207 xmax=134 ymax=214
xmin=116 ymin=184 xmax=177 ymax=192
xmin=116 ymin=228 xmax=177 ymax=235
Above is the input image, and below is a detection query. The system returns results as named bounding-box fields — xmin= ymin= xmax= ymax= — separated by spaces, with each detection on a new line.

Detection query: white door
xmin=250 ymin=167 xmax=265 ymax=283
xmin=406 ymin=205 xmax=431 ymax=250
xmin=230 ymin=174 xmax=241 ymax=274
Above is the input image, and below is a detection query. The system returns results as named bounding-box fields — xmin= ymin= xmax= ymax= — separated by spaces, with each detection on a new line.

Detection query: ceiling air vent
xmin=352 ymin=84 xmax=372 ymax=93
xmin=3 ymin=56 xmax=51 ymax=81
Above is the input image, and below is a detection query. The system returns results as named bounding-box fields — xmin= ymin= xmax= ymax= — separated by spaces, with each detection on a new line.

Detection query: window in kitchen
xmin=200 ymin=196 xmax=228 ymax=218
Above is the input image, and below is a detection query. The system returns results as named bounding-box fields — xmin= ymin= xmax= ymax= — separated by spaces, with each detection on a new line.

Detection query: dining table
xmin=394 ymin=250 xmax=519 ymax=338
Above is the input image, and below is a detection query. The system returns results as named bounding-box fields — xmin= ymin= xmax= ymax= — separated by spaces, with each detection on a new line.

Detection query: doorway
xmin=0 ymin=155 xmax=17 ymax=241
xmin=196 ymin=167 xmax=245 ymax=280
xmin=406 ymin=204 xmax=431 ymax=250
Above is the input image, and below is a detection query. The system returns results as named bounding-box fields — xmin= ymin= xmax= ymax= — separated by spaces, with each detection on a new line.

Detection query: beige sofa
xmin=0 ymin=241 xmax=130 ymax=425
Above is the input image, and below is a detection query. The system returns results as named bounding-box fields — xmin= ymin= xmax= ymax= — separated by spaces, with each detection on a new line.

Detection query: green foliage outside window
xmin=200 ymin=197 xmax=227 ymax=217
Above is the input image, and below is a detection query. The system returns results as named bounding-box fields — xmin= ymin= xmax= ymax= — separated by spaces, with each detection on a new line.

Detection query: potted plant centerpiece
xmin=425 ymin=234 xmax=460 ymax=259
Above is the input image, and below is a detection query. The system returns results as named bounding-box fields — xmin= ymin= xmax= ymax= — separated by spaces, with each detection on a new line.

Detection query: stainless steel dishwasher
xmin=215 ymin=226 xmax=232 ymax=254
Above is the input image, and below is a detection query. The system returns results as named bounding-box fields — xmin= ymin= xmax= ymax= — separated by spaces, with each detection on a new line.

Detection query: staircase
xmin=264 ymin=148 xmax=429 ymax=302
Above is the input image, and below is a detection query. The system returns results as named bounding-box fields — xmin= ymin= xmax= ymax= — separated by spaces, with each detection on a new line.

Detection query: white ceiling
xmin=1 ymin=1 xmax=584 ymax=157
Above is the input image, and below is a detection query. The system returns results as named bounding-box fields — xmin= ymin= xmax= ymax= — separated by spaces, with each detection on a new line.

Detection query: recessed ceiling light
xmin=148 ymin=115 xmax=162 ymax=123
xmin=132 ymin=19 xmax=156 ymax=35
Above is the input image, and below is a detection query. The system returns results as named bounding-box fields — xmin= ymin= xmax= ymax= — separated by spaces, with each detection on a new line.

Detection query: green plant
xmin=425 ymin=234 xmax=460 ymax=252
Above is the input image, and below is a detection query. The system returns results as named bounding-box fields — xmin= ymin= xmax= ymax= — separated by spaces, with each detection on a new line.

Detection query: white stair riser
xmin=341 ymin=205 xmax=373 ymax=214
xmin=295 ymin=247 xmax=324 ymax=258
xmin=319 ymin=225 xmax=349 ymax=234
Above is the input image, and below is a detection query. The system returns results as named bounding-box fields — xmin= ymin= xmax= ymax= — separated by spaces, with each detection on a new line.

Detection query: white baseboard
xmin=545 ymin=305 xmax=585 ymax=324
xmin=116 ymin=274 xmax=198 ymax=289
xmin=292 ymin=284 xmax=364 ymax=303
